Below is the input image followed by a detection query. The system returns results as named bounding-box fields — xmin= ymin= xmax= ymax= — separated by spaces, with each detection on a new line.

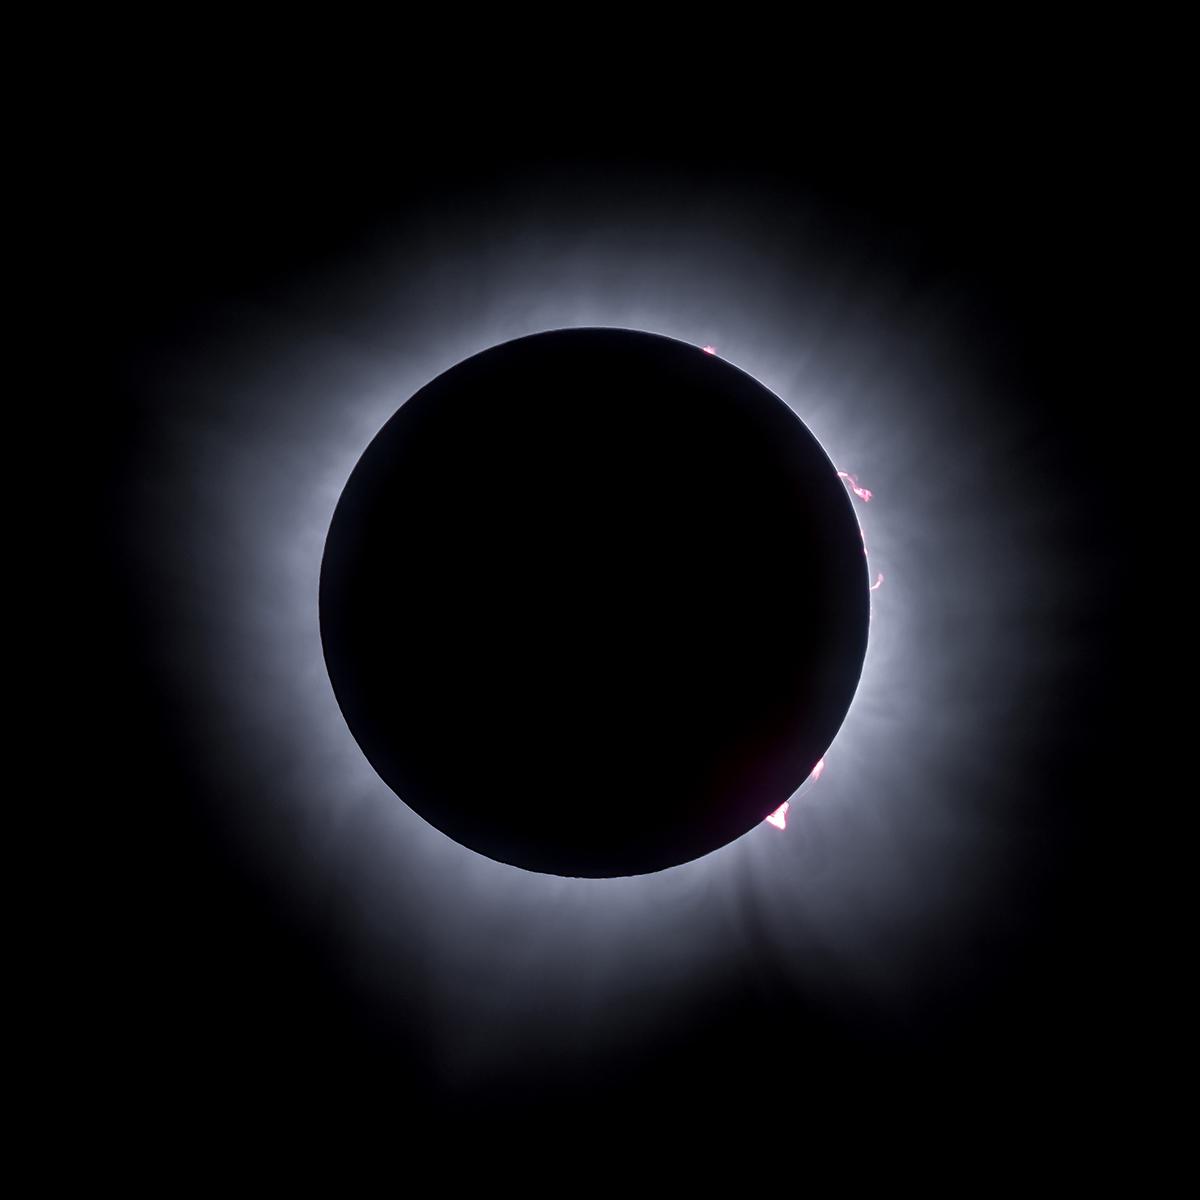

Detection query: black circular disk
xmin=320 ymin=329 xmax=869 ymax=876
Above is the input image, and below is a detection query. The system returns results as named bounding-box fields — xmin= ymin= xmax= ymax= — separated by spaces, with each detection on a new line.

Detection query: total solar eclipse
xmin=319 ymin=328 xmax=870 ymax=876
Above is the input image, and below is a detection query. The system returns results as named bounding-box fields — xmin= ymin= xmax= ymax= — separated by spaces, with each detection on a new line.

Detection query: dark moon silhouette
xmin=320 ymin=329 xmax=869 ymax=876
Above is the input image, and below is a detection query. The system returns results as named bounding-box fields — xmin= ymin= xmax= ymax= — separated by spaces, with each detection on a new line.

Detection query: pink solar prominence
xmin=766 ymin=467 xmax=880 ymax=832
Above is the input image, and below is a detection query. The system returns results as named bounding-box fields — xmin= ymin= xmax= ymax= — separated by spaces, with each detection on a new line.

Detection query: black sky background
xmin=58 ymin=63 xmax=1162 ymax=1167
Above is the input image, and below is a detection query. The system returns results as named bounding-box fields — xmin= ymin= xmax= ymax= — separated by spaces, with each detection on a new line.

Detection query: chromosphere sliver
xmin=320 ymin=329 xmax=870 ymax=877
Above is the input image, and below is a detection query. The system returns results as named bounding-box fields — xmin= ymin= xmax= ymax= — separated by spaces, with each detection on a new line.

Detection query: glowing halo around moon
xmin=125 ymin=179 xmax=1069 ymax=1076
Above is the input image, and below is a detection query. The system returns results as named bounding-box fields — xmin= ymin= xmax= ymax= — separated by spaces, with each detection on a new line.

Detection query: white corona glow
xmin=127 ymin=185 xmax=1061 ymax=1082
